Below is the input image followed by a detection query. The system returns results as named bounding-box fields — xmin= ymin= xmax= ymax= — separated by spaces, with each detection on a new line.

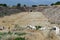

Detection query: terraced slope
xmin=42 ymin=6 xmax=60 ymax=24
xmin=0 ymin=12 xmax=60 ymax=40
xmin=0 ymin=12 xmax=50 ymax=27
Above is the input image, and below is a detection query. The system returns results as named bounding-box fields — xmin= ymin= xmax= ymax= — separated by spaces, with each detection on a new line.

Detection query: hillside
xmin=42 ymin=6 xmax=60 ymax=24
xmin=0 ymin=12 xmax=59 ymax=40
xmin=0 ymin=6 xmax=60 ymax=40
xmin=0 ymin=12 xmax=50 ymax=28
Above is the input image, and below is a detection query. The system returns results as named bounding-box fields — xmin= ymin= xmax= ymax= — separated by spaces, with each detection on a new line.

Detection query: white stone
xmin=29 ymin=25 xmax=36 ymax=29
xmin=39 ymin=27 xmax=47 ymax=30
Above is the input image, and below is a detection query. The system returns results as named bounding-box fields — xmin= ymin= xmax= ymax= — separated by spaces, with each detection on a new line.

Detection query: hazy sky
xmin=0 ymin=0 xmax=60 ymax=6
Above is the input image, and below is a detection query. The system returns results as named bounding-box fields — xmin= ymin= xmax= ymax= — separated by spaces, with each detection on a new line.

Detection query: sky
xmin=0 ymin=0 xmax=60 ymax=6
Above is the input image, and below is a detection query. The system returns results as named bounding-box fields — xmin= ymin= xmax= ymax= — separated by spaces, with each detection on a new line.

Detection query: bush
xmin=0 ymin=32 xmax=8 ymax=35
xmin=15 ymin=37 xmax=25 ymax=40
xmin=32 ymin=5 xmax=37 ymax=7
xmin=0 ymin=13 xmax=4 ymax=17
xmin=51 ymin=22 xmax=55 ymax=24
xmin=51 ymin=1 xmax=60 ymax=5
xmin=0 ymin=4 xmax=7 ymax=7
xmin=14 ymin=24 xmax=20 ymax=28
xmin=8 ymin=31 xmax=12 ymax=35
xmin=35 ymin=26 xmax=42 ymax=30
xmin=15 ymin=32 xmax=26 ymax=36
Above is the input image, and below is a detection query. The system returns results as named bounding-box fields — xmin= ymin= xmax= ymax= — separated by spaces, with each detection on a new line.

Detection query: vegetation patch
xmin=14 ymin=37 xmax=26 ymax=40
xmin=8 ymin=31 xmax=13 ymax=35
xmin=15 ymin=32 xmax=26 ymax=36
xmin=0 ymin=32 xmax=8 ymax=35
xmin=35 ymin=26 xmax=42 ymax=30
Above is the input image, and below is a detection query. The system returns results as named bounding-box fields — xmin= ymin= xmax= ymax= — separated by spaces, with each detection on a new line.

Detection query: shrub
xmin=15 ymin=37 xmax=25 ymax=40
xmin=14 ymin=24 xmax=20 ymax=28
xmin=8 ymin=31 xmax=12 ymax=35
xmin=0 ymin=32 xmax=8 ymax=35
xmin=15 ymin=32 xmax=26 ymax=36
xmin=50 ymin=22 xmax=55 ymax=24
xmin=0 ymin=4 xmax=7 ymax=7
xmin=35 ymin=26 xmax=42 ymax=30
xmin=51 ymin=1 xmax=60 ymax=5
xmin=32 ymin=5 xmax=37 ymax=7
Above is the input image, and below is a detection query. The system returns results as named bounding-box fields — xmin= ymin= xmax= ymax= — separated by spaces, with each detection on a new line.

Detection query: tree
xmin=51 ymin=3 xmax=54 ymax=6
xmin=0 ymin=4 xmax=7 ymax=7
xmin=55 ymin=1 xmax=60 ymax=5
xmin=23 ymin=4 xmax=26 ymax=7
xmin=51 ymin=1 xmax=60 ymax=6
xmin=17 ymin=3 xmax=21 ymax=7
xmin=3 ymin=4 xmax=7 ymax=7
xmin=32 ymin=5 xmax=37 ymax=7
xmin=39 ymin=4 xmax=48 ymax=6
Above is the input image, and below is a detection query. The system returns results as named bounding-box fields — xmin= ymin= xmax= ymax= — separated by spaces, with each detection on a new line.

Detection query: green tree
xmin=51 ymin=3 xmax=54 ymax=6
xmin=51 ymin=1 xmax=60 ymax=6
xmin=23 ymin=4 xmax=26 ymax=7
xmin=39 ymin=4 xmax=48 ymax=6
xmin=3 ymin=4 xmax=7 ymax=7
xmin=0 ymin=4 xmax=7 ymax=7
xmin=55 ymin=1 xmax=60 ymax=5
xmin=32 ymin=5 xmax=37 ymax=7
xmin=17 ymin=3 xmax=21 ymax=7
